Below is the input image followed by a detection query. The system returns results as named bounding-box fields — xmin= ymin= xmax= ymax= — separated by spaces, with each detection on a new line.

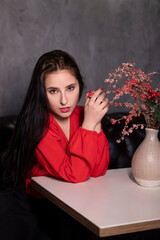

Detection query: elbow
xmin=67 ymin=173 xmax=90 ymax=183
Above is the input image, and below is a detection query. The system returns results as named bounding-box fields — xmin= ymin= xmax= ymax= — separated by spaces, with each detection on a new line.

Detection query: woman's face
xmin=44 ymin=69 xmax=80 ymax=121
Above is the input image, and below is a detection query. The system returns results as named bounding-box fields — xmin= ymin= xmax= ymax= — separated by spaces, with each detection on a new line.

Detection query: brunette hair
xmin=3 ymin=50 xmax=84 ymax=186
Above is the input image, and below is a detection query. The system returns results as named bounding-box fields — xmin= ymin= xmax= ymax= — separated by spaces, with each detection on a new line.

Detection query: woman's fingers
xmin=89 ymin=89 xmax=108 ymax=107
xmin=101 ymin=99 xmax=109 ymax=112
xmin=87 ymin=89 xmax=95 ymax=98
xmin=97 ymin=97 xmax=109 ymax=114
xmin=95 ymin=92 xmax=106 ymax=105
xmin=90 ymin=88 xmax=103 ymax=102
xmin=86 ymin=88 xmax=109 ymax=112
xmin=83 ymin=89 xmax=109 ymax=131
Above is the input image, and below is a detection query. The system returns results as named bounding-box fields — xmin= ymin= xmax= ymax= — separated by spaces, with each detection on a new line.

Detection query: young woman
xmin=1 ymin=50 xmax=110 ymax=240
xmin=4 ymin=49 xmax=110 ymax=193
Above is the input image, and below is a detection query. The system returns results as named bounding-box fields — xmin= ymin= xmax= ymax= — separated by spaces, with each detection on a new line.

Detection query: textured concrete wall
xmin=0 ymin=0 xmax=160 ymax=116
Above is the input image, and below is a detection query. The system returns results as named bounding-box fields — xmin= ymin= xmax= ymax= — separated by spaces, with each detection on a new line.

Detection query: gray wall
xmin=0 ymin=0 xmax=160 ymax=116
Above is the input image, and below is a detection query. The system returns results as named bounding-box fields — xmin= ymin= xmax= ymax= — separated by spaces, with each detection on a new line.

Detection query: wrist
xmin=81 ymin=121 xmax=96 ymax=131
xmin=95 ymin=122 xmax=101 ymax=133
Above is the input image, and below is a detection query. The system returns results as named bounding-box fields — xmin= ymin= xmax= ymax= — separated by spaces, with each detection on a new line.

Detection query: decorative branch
xmin=105 ymin=63 xmax=160 ymax=142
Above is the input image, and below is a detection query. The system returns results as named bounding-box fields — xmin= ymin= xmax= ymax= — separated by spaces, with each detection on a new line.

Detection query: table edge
xmin=31 ymin=177 xmax=160 ymax=237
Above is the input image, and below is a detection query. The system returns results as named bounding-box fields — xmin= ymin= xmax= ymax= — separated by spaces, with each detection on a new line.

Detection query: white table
xmin=31 ymin=168 xmax=160 ymax=237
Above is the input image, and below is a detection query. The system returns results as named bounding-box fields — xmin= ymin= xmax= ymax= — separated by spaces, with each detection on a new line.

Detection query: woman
xmin=1 ymin=50 xmax=110 ymax=239
xmin=5 ymin=49 xmax=110 ymax=191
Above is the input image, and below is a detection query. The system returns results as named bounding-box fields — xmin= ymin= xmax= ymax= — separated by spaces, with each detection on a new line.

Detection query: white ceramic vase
xmin=131 ymin=128 xmax=160 ymax=187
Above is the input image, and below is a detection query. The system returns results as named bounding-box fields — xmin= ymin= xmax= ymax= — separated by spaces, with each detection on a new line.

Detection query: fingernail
xmin=88 ymin=93 xmax=92 ymax=97
xmin=100 ymin=88 xmax=103 ymax=90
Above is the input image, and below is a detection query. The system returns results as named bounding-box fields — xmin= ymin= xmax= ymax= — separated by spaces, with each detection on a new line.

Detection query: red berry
xmin=148 ymin=95 xmax=152 ymax=100
xmin=148 ymin=89 xmax=153 ymax=94
xmin=152 ymin=92 xmax=156 ymax=98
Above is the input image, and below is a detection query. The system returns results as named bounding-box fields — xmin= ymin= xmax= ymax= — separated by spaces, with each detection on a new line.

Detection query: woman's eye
xmin=49 ymin=89 xmax=58 ymax=94
xmin=67 ymin=86 xmax=75 ymax=91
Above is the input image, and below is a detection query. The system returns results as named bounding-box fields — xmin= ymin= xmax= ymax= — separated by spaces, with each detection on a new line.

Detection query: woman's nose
xmin=60 ymin=92 xmax=68 ymax=105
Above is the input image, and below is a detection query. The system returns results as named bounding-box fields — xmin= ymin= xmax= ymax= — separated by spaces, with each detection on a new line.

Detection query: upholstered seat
xmin=0 ymin=113 xmax=160 ymax=169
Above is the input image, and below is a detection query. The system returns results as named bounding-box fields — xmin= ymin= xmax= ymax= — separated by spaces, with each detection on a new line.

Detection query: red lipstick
xmin=60 ymin=107 xmax=71 ymax=113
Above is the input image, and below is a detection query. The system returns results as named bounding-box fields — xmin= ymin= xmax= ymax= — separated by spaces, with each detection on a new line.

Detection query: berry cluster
xmin=104 ymin=63 xmax=160 ymax=142
xmin=148 ymin=89 xmax=160 ymax=101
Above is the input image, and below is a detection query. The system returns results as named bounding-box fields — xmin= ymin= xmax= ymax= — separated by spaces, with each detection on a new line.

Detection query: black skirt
xmin=0 ymin=185 xmax=55 ymax=240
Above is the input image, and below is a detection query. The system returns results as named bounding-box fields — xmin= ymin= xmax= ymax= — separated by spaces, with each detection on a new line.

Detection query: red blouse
xmin=26 ymin=106 xmax=110 ymax=196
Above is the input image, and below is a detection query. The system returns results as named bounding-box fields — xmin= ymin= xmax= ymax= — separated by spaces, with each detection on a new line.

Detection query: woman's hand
xmin=82 ymin=88 xmax=109 ymax=132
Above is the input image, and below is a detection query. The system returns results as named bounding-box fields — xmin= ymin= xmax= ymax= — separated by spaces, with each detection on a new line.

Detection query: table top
xmin=31 ymin=168 xmax=160 ymax=237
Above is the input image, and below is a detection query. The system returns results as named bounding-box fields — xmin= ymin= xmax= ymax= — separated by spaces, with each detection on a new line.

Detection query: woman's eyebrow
xmin=66 ymin=83 xmax=77 ymax=87
xmin=46 ymin=83 xmax=77 ymax=90
xmin=46 ymin=86 xmax=58 ymax=90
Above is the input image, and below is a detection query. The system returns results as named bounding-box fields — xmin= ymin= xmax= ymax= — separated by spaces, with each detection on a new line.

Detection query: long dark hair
xmin=3 ymin=50 xmax=84 ymax=186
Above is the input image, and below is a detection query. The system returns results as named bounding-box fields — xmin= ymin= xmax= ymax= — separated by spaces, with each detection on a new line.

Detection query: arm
xmin=36 ymin=126 xmax=104 ymax=183
xmin=82 ymin=88 xmax=110 ymax=175
xmin=34 ymin=89 xmax=110 ymax=183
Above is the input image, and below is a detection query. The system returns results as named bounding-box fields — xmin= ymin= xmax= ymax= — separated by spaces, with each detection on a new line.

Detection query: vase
xmin=131 ymin=128 xmax=160 ymax=187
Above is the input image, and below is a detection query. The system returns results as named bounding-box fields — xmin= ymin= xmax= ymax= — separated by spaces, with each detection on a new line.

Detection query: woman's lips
xmin=60 ymin=107 xmax=71 ymax=113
